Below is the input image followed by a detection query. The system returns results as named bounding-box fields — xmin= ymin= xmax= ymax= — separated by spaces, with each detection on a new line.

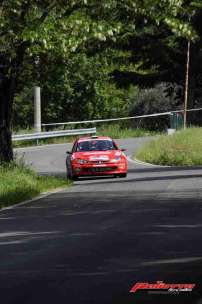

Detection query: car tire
xmin=66 ymin=167 xmax=72 ymax=180
xmin=66 ymin=173 xmax=70 ymax=180
xmin=119 ymin=173 xmax=127 ymax=178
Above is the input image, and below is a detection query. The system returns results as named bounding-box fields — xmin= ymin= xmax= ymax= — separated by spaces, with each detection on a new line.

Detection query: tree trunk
xmin=188 ymin=73 xmax=195 ymax=108
xmin=0 ymin=76 xmax=15 ymax=163
xmin=0 ymin=41 xmax=27 ymax=163
xmin=188 ymin=42 xmax=197 ymax=126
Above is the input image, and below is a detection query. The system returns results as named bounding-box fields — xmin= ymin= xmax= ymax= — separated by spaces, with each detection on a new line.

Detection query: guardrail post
xmin=167 ymin=113 xmax=176 ymax=135
xmin=34 ymin=86 xmax=41 ymax=145
xmin=34 ymin=86 xmax=41 ymax=133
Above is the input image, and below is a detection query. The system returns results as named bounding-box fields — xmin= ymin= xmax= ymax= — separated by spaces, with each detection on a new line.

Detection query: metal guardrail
xmin=42 ymin=112 xmax=171 ymax=127
xmin=12 ymin=128 xmax=96 ymax=142
xmin=41 ymin=107 xmax=202 ymax=127
xmin=13 ymin=107 xmax=202 ymax=142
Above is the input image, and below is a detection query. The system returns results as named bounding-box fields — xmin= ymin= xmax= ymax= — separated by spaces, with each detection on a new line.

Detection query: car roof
xmin=77 ymin=136 xmax=113 ymax=143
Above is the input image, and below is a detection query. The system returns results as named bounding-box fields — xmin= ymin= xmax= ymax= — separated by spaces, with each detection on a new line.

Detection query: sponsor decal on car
xmin=89 ymin=155 xmax=109 ymax=161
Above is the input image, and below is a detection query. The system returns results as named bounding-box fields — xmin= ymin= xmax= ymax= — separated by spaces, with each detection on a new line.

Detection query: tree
xmin=13 ymin=50 xmax=128 ymax=127
xmin=113 ymin=1 xmax=202 ymax=111
xmin=0 ymin=0 xmax=109 ymax=162
xmin=0 ymin=0 xmax=191 ymax=162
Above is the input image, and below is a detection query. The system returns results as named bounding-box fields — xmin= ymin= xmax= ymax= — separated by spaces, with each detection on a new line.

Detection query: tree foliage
xmin=0 ymin=0 xmax=201 ymax=162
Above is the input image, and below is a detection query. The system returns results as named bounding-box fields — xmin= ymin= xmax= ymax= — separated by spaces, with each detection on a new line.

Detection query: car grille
xmin=91 ymin=160 xmax=108 ymax=165
xmin=81 ymin=160 xmax=109 ymax=165
xmin=84 ymin=167 xmax=116 ymax=173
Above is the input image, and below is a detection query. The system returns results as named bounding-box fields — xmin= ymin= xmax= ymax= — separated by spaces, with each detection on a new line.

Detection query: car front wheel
xmin=114 ymin=173 xmax=127 ymax=178
xmin=119 ymin=173 xmax=127 ymax=178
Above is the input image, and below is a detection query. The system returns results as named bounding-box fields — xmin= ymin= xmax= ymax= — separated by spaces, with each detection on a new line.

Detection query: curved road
xmin=1 ymin=137 xmax=202 ymax=304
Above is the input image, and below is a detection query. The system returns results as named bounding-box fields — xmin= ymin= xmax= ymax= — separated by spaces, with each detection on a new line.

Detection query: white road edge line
xmin=127 ymin=155 xmax=171 ymax=168
xmin=0 ymin=187 xmax=68 ymax=213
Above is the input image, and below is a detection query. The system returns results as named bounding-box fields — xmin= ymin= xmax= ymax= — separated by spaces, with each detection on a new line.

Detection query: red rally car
xmin=66 ymin=135 xmax=128 ymax=180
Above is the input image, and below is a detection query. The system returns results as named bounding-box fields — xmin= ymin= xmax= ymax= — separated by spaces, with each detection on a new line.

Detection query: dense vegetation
xmin=1 ymin=0 xmax=202 ymax=162
xmin=135 ymin=127 xmax=202 ymax=166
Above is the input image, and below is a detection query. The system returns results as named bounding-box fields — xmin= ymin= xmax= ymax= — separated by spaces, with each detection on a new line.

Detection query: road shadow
xmin=128 ymin=166 xmax=202 ymax=173
xmin=38 ymin=165 xmax=202 ymax=182
xmin=1 ymin=190 xmax=202 ymax=303
xmin=73 ymin=172 xmax=202 ymax=186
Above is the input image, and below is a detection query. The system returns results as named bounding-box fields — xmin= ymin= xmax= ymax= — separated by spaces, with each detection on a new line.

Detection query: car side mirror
xmin=66 ymin=151 xmax=71 ymax=154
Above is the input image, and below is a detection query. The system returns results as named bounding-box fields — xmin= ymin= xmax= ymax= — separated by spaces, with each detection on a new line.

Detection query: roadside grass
xmin=0 ymin=162 xmax=71 ymax=209
xmin=134 ymin=127 xmax=202 ymax=166
xmin=97 ymin=124 xmax=159 ymax=138
xmin=13 ymin=124 xmax=161 ymax=148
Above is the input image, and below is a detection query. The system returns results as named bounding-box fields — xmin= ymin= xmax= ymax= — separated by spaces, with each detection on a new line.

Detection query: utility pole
xmin=34 ymin=86 xmax=41 ymax=133
xmin=184 ymin=40 xmax=191 ymax=129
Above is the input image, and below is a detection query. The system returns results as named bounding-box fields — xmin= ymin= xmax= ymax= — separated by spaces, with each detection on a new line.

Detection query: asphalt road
xmin=1 ymin=137 xmax=202 ymax=304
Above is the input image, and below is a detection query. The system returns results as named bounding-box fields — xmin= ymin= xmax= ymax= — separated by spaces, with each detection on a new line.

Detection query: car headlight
xmin=77 ymin=159 xmax=88 ymax=165
xmin=111 ymin=156 xmax=122 ymax=163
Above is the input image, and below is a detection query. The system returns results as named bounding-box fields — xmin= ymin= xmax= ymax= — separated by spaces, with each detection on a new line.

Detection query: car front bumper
xmin=72 ymin=162 xmax=127 ymax=176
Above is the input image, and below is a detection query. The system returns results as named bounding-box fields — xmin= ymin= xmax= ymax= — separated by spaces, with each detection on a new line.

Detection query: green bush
xmin=129 ymin=83 xmax=181 ymax=131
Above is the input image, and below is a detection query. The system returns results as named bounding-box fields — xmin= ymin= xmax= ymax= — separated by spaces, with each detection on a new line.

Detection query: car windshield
xmin=76 ymin=140 xmax=117 ymax=152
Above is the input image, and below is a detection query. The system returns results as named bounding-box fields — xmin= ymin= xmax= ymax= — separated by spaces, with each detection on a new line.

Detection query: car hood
xmin=72 ymin=150 xmax=124 ymax=161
